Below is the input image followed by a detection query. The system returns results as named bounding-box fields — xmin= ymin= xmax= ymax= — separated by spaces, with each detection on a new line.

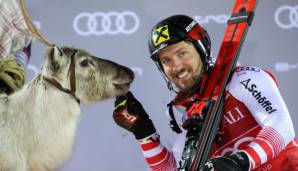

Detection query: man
xmin=113 ymin=15 xmax=298 ymax=171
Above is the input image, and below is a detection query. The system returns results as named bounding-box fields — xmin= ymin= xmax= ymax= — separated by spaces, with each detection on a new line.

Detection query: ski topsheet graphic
xmin=178 ymin=0 xmax=258 ymax=170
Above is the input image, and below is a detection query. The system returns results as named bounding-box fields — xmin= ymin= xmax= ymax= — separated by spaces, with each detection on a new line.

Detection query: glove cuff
xmin=133 ymin=119 xmax=156 ymax=140
xmin=138 ymin=133 xmax=160 ymax=143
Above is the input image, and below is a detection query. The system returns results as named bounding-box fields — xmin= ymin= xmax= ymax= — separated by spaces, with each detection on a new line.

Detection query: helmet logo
xmin=186 ymin=20 xmax=197 ymax=32
xmin=152 ymin=25 xmax=170 ymax=46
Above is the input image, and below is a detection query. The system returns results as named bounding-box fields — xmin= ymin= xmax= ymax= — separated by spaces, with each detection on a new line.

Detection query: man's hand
xmin=113 ymin=91 xmax=156 ymax=140
xmin=201 ymin=151 xmax=250 ymax=171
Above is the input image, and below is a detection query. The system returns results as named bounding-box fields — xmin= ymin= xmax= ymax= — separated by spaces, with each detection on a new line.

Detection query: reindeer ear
xmin=47 ymin=45 xmax=68 ymax=73
xmin=53 ymin=45 xmax=64 ymax=58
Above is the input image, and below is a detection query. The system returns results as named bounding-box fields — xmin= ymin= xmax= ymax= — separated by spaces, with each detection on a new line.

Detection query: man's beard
xmin=175 ymin=72 xmax=204 ymax=96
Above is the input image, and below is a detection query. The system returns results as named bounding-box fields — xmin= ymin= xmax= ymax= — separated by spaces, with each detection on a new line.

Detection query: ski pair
xmin=178 ymin=0 xmax=259 ymax=170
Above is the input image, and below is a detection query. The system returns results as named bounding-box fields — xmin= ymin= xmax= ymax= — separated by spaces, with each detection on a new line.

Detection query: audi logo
xmin=275 ymin=5 xmax=298 ymax=29
xmin=73 ymin=11 xmax=140 ymax=36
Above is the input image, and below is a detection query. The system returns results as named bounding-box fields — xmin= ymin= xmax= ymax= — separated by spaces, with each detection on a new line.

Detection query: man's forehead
xmin=159 ymin=41 xmax=188 ymax=58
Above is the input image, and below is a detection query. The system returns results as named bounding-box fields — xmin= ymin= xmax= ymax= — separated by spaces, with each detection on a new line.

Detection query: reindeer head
xmin=41 ymin=46 xmax=134 ymax=105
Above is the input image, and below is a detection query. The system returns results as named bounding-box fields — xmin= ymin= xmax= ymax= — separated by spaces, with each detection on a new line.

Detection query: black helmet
xmin=148 ymin=15 xmax=213 ymax=71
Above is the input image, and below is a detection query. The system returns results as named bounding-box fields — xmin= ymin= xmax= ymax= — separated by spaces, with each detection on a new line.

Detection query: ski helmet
xmin=148 ymin=15 xmax=213 ymax=72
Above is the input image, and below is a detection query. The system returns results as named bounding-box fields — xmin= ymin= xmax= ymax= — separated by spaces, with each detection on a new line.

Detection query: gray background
xmin=22 ymin=0 xmax=297 ymax=170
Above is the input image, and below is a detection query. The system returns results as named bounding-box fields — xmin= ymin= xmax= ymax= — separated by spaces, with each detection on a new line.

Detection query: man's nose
xmin=172 ymin=57 xmax=183 ymax=72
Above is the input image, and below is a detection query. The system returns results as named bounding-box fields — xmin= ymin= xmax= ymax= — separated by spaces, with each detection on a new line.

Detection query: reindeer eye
xmin=80 ymin=59 xmax=89 ymax=67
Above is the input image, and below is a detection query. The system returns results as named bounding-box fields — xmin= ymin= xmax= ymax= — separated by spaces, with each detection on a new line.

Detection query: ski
xmin=178 ymin=0 xmax=258 ymax=170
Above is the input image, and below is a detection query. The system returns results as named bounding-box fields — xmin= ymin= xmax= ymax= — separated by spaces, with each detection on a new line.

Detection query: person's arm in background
xmin=113 ymin=92 xmax=177 ymax=171
xmin=13 ymin=42 xmax=31 ymax=67
xmin=0 ymin=0 xmax=33 ymax=94
xmin=0 ymin=42 xmax=32 ymax=94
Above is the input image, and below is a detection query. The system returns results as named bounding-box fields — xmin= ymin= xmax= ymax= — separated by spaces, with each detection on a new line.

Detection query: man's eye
xmin=178 ymin=51 xmax=187 ymax=58
xmin=161 ymin=59 xmax=170 ymax=65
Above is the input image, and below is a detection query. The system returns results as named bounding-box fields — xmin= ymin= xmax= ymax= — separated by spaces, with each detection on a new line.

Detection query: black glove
xmin=201 ymin=151 xmax=250 ymax=171
xmin=113 ymin=91 xmax=156 ymax=140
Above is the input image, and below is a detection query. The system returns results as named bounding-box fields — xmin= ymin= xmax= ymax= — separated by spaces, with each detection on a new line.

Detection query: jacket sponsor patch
xmin=235 ymin=66 xmax=261 ymax=72
xmin=240 ymin=79 xmax=277 ymax=114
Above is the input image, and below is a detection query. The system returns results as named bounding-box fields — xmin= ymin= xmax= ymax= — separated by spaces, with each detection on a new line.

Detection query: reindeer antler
xmin=15 ymin=0 xmax=53 ymax=47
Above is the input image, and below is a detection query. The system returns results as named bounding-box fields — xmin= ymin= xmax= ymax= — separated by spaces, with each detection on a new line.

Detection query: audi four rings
xmin=275 ymin=5 xmax=298 ymax=29
xmin=73 ymin=11 xmax=140 ymax=36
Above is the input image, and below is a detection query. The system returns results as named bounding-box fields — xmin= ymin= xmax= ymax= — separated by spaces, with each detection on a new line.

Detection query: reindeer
xmin=0 ymin=45 xmax=134 ymax=171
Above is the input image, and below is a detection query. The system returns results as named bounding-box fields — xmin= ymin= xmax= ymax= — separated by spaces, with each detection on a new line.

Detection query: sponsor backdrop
xmin=22 ymin=0 xmax=297 ymax=170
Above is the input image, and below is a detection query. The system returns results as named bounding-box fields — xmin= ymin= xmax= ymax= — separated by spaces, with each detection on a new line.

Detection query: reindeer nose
xmin=118 ymin=66 xmax=134 ymax=83
xmin=112 ymin=65 xmax=135 ymax=85
xmin=123 ymin=66 xmax=135 ymax=81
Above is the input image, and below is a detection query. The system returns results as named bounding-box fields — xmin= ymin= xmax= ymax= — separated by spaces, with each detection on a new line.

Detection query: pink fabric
xmin=0 ymin=0 xmax=31 ymax=58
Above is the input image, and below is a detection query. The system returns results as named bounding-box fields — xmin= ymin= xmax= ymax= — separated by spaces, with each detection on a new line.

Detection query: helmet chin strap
xmin=154 ymin=59 xmax=208 ymax=134
xmin=154 ymin=61 xmax=177 ymax=93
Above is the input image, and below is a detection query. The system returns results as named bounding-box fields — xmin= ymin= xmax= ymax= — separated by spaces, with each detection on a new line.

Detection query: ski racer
xmin=113 ymin=15 xmax=298 ymax=171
